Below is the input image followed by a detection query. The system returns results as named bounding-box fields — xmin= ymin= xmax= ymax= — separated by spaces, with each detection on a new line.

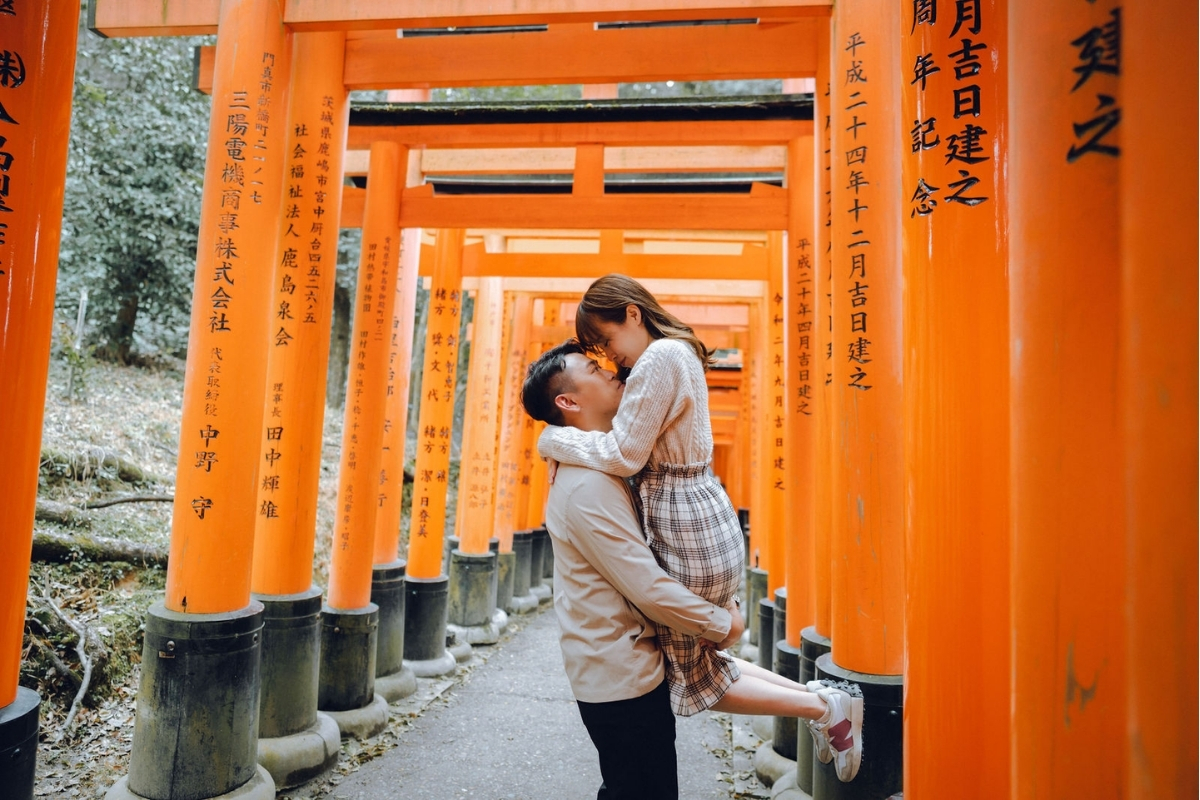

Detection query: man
xmin=521 ymin=340 xmax=744 ymax=799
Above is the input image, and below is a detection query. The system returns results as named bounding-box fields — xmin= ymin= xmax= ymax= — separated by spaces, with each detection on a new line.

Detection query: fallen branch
xmin=40 ymin=447 xmax=170 ymax=485
xmin=85 ymin=493 xmax=174 ymax=509
xmin=36 ymin=587 xmax=94 ymax=741
xmin=32 ymin=530 xmax=168 ymax=567
xmin=35 ymin=499 xmax=91 ymax=529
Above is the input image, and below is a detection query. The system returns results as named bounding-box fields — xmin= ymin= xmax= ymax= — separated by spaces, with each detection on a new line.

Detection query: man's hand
xmin=546 ymin=458 xmax=559 ymax=485
xmin=715 ymin=600 xmax=745 ymax=651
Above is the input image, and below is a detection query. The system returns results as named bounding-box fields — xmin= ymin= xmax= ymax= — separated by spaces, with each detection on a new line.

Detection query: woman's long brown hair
xmin=574 ymin=274 xmax=713 ymax=373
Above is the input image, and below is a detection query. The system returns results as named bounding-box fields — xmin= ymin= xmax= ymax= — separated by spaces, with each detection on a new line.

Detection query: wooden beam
xmin=91 ymin=0 xmax=830 ymax=37
xmin=343 ymin=182 xmax=787 ymax=230
xmin=459 ymin=247 xmax=769 ymax=280
xmin=346 ymin=119 xmax=812 ymax=148
xmin=458 ymin=276 xmax=766 ymax=297
xmin=195 ymin=21 xmax=820 ymax=92
xmin=352 ymin=145 xmax=787 ymax=176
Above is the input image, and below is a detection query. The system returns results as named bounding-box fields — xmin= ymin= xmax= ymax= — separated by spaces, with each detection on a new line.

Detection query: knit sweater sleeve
xmin=537 ymin=340 xmax=688 ymax=477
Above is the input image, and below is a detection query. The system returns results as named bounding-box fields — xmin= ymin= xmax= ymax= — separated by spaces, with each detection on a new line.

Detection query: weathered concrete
xmin=769 ymin=768 xmax=810 ymax=800
xmin=322 ymin=694 xmax=389 ymax=741
xmin=370 ymin=561 xmax=409 ymax=695
xmin=445 ymin=625 xmax=475 ymax=662
xmin=0 ymin=685 xmax=39 ymax=800
xmin=373 ymin=665 xmax=417 ymax=702
xmin=254 ymin=589 xmax=322 ymax=740
xmin=123 ymin=602 xmax=264 ymax=800
xmin=755 ymin=738 xmax=797 ymax=788
xmin=747 ymin=568 xmax=768 ymax=645
xmin=256 ymin=713 xmax=339 ymax=790
xmin=318 ymin=605 xmax=378 ymax=713
xmin=106 ymin=765 xmax=274 ymax=800
xmin=496 ymin=550 xmax=516 ymax=612
xmin=448 ymin=549 xmax=499 ymax=643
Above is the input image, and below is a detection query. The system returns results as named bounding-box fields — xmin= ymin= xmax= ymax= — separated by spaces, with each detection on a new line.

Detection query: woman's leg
xmin=709 ymin=673 xmax=826 ymax=720
xmin=730 ymin=657 xmax=815 ymax=693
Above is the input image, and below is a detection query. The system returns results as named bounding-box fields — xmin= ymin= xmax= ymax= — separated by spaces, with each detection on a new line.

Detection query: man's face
xmin=561 ymin=352 xmax=624 ymax=420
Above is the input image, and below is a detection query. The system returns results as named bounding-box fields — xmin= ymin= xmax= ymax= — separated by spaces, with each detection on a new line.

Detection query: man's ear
xmin=554 ymin=393 xmax=580 ymax=413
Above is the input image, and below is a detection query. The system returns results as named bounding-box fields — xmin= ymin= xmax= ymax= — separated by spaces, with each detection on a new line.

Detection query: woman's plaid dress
xmin=540 ymin=337 xmax=746 ymax=716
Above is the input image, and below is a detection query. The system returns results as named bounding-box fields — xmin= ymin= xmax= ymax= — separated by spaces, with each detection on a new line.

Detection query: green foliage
xmin=57 ymin=17 xmax=213 ymax=363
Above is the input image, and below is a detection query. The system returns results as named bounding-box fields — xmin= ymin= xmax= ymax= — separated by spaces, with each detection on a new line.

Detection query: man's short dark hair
xmin=521 ymin=339 xmax=587 ymax=427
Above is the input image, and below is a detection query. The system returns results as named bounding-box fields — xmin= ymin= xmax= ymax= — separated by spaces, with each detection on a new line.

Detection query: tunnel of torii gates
xmin=0 ymin=1 xmax=1195 ymax=799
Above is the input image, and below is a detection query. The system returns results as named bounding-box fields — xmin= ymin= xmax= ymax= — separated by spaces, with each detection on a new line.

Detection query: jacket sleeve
xmin=563 ymin=473 xmax=731 ymax=642
xmin=536 ymin=340 xmax=688 ymax=477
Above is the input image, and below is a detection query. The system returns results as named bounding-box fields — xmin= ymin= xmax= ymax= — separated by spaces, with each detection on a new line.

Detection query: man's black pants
xmin=576 ymin=679 xmax=678 ymax=800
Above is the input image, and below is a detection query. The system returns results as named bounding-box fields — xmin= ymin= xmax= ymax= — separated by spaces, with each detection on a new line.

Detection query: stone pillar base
xmin=754 ymin=739 xmax=796 ymax=788
xmin=404 ymin=652 xmax=457 ymax=678
xmin=0 ymin=686 xmax=39 ymax=800
xmin=507 ymin=592 xmax=539 ymax=614
xmin=256 ymin=712 xmax=339 ymax=790
xmin=445 ymin=625 xmax=474 ymax=662
xmin=322 ymin=693 xmax=389 ymax=741
xmin=813 ymin=654 xmax=903 ymax=798
xmin=530 ymin=583 xmax=552 ymax=603
xmin=107 ymin=765 xmax=274 ymax=800
xmin=374 ymin=665 xmax=417 ymax=702
xmin=797 ymin=626 xmax=831 ymax=795
xmin=747 ymin=568 xmax=768 ymax=646
xmin=768 ymin=769 xmax=808 ymax=800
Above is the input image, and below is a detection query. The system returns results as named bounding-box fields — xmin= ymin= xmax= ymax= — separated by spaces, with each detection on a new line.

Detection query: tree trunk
xmin=40 ymin=447 xmax=169 ymax=485
xmin=327 ymin=280 xmax=351 ymax=408
xmin=110 ymin=291 xmax=139 ymax=365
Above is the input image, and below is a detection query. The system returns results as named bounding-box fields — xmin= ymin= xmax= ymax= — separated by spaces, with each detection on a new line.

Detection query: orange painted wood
xmin=93 ymin=0 xmax=830 ymax=35
xmin=764 ymin=234 xmax=788 ymax=600
xmin=746 ymin=301 xmax=767 ymax=572
xmin=395 ymin=189 xmax=789 ymax=233
xmin=342 ymin=21 xmax=821 ymax=89
xmin=733 ymin=347 xmax=753 ymax=531
xmin=456 ymin=278 xmax=505 ymax=553
xmin=1010 ymin=2 xmax=1126 ymax=794
xmin=492 ymin=294 xmax=533 ymax=552
xmin=460 ymin=249 xmax=769 ymax=282
xmin=251 ymin=32 xmax=349 ymax=597
xmin=900 ymin=3 xmax=1009 ymax=796
xmin=347 ymin=120 xmax=813 ymax=149
xmin=405 ymin=229 xmax=467 ymax=579
xmin=173 ymin=22 xmax=829 ymax=92
xmin=165 ymin=0 xmax=291 ymax=615
xmin=372 ymin=227 xmax=422 ymax=565
xmin=401 ymin=145 xmax=788 ymax=175
xmin=572 ymin=144 xmax=605 ymax=197
xmin=812 ymin=17 xmax=832 ymax=639
xmin=828 ymin=0 xmax=904 ymax=675
xmin=522 ymin=299 xmax=561 ymax=528
xmin=327 ymin=142 xmax=405 ymax=610
xmin=1121 ymin=4 xmax=1198 ymax=797
xmin=783 ymin=135 xmax=815 ymax=647
xmin=340 ymin=188 xmax=790 ymax=233
xmin=0 ymin=0 xmax=79 ymax=708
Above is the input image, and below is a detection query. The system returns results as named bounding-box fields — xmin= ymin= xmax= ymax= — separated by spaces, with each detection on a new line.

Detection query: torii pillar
xmin=818 ymin=1 xmax=905 ymax=796
xmin=901 ymin=2 xmax=1010 ymax=796
xmin=0 ymin=4 xmax=79 ymax=798
xmin=449 ymin=275 xmax=508 ymax=644
xmin=248 ymin=30 xmax=348 ymax=789
xmin=403 ymin=229 xmax=467 ymax=676
xmin=110 ymin=2 xmax=290 ymax=798
xmin=494 ymin=294 xmax=538 ymax=614
xmin=318 ymin=141 xmax=406 ymax=740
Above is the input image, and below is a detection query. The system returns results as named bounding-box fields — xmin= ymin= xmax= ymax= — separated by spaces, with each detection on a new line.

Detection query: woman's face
xmin=593 ymin=305 xmax=653 ymax=371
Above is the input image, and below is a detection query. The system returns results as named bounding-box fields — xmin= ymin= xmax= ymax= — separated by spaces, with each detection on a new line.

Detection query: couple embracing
xmin=520 ymin=275 xmax=864 ymax=799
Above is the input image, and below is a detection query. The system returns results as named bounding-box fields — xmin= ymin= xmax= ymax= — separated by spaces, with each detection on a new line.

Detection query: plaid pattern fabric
xmin=636 ymin=462 xmax=745 ymax=717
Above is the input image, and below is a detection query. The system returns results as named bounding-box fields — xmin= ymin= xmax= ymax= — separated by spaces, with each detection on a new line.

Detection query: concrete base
xmin=507 ymin=591 xmax=539 ymax=614
xmin=0 ymin=685 xmax=38 ymax=800
xmin=769 ymin=769 xmax=810 ymax=800
xmin=322 ymin=693 xmax=389 ymax=741
xmin=753 ymin=714 xmax=775 ymax=742
xmin=447 ymin=607 xmax=507 ymax=645
xmin=107 ymin=765 xmax=275 ymax=800
xmin=256 ymin=712 xmax=340 ymax=790
xmin=446 ymin=625 xmax=474 ymax=662
xmin=374 ymin=665 xmax=418 ymax=703
xmin=530 ymin=583 xmax=552 ymax=603
xmin=814 ymin=653 xmax=903 ymax=798
xmin=739 ymin=630 xmax=759 ymax=665
xmin=405 ymin=652 xmax=457 ymax=678
xmin=754 ymin=739 xmax=797 ymax=789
